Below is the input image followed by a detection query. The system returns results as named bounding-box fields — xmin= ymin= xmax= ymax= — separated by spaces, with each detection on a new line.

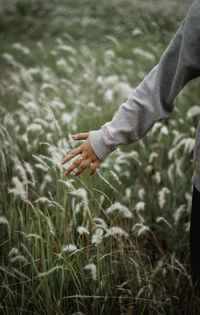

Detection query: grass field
xmin=0 ymin=0 xmax=200 ymax=314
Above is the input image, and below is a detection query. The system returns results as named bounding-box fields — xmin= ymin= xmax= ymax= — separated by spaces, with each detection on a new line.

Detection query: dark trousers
xmin=190 ymin=186 xmax=200 ymax=293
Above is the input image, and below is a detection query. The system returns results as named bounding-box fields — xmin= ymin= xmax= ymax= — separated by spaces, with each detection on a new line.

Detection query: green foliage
xmin=0 ymin=0 xmax=191 ymax=40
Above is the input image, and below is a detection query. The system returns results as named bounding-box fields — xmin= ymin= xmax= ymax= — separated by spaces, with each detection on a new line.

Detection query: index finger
xmin=72 ymin=133 xmax=89 ymax=140
xmin=61 ymin=147 xmax=82 ymax=165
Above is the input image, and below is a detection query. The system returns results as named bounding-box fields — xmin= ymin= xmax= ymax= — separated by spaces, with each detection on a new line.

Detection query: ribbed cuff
xmin=88 ymin=130 xmax=116 ymax=161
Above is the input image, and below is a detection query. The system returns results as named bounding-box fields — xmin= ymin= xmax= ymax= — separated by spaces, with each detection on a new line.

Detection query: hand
xmin=62 ymin=133 xmax=101 ymax=176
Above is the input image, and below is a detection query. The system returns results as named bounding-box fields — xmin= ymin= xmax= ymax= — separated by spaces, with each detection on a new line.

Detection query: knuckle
xmin=70 ymin=150 xmax=75 ymax=156
xmin=74 ymin=160 xmax=80 ymax=167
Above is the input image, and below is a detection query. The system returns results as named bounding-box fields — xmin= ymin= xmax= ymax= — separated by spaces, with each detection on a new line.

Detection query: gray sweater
xmin=89 ymin=0 xmax=200 ymax=190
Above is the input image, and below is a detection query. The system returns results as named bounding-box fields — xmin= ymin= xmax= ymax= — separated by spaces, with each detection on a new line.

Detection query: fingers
xmin=72 ymin=133 xmax=89 ymax=141
xmin=64 ymin=156 xmax=101 ymax=177
xmin=62 ymin=134 xmax=101 ymax=176
xmin=90 ymin=160 xmax=101 ymax=176
xmin=74 ymin=159 xmax=92 ymax=176
xmin=64 ymin=156 xmax=86 ymax=175
xmin=61 ymin=147 xmax=82 ymax=165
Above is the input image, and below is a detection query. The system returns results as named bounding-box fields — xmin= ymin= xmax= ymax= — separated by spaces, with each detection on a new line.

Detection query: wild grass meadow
xmin=0 ymin=0 xmax=200 ymax=314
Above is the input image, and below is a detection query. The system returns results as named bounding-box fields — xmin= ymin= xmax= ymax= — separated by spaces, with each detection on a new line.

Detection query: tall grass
xmin=0 ymin=0 xmax=200 ymax=314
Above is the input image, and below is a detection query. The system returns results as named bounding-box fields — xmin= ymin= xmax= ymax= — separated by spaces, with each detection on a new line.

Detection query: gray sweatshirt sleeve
xmin=89 ymin=0 xmax=200 ymax=161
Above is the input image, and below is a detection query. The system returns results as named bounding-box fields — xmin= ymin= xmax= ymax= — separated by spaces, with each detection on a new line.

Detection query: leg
xmin=190 ymin=185 xmax=200 ymax=294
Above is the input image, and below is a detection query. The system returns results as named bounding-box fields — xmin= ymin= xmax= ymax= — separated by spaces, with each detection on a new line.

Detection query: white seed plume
xmin=132 ymin=223 xmax=150 ymax=236
xmin=145 ymin=165 xmax=153 ymax=174
xmin=175 ymin=158 xmax=184 ymax=177
xmin=104 ymin=89 xmax=114 ymax=102
xmin=138 ymin=188 xmax=145 ymax=200
xmin=153 ymin=171 xmax=161 ymax=184
xmin=84 ymin=263 xmax=97 ymax=280
xmin=57 ymin=44 xmax=76 ymax=55
xmin=185 ymin=192 xmax=192 ymax=212
xmin=70 ymin=188 xmax=88 ymax=207
xmin=35 ymin=197 xmax=53 ymax=207
xmin=48 ymin=146 xmax=63 ymax=169
xmin=2 ymin=53 xmax=18 ymax=67
xmin=41 ymin=83 xmax=57 ymax=92
xmin=8 ymin=247 xmax=19 ymax=257
xmin=40 ymin=98 xmax=61 ymax=136
xmin=9 ymin=177 xmax=26 ymax=200
xmin=24 ymin=161 xmax=35 ymax=186
xmin=100 ymin=195 xmax=105 ymax=205
xmin=150 ymin=258 xmax=164 ymax=279
xmin=132 ymin=28 xmax=142 ymax=36
xmin=135 ymin=202 xmax=145 ymax=223
xmin=77 ymin=226 xmax=90 ymax=235
xmin=93 ymin=218 xmax=108 ymax=229
xmin=169 ymin=137 xmax=194 ymax=159
xmin=61 ymin=112 xmax=72 ymax=124
xmin=125 ymin=188 xmax=131 ymax=199
xmin=40 ymin=174 xmax=52 ymax=191
xmin=25 ymin=233 xmax=41 ymax=239
xmin=160 ymin=125 xmax=169 ymax=135
xmin=150 ymin=122 xmax=161 ymax=135
xmin=32 ymin=154 xmax=49 ymax=169
xmin=135 ymin=201 xmax=145 ymax=212
xmin=105 ymin=227 xmax=128 ymax=237
xmin=149 ymin=152 xmax=158 ymax=164
xmin=187 ymin=105 xmax=200 ymax=119
xmin=46 ymin=217 xmax=55 ymax=236
xmin=15 ymin=162 xmax=28 ymax=186
xmin=109 ymin=170 xmax=121 ymax=184
xmin=0 ymin=149 xmax=7 ymax=173
xmin=35 ymin=118 xmax=48 ymax=128
xmin=167 ymin=163 xmax=174 ymax=183
xmin=173 ymin=205 xmax=185 ymax=225
xmin=56 ymin=58 xmax=67 ymax=67
xmin=27 ymin=123 xmax=42 ymax=134
xmin=0 ymin=216 xmax=9 ymax=226
xmin=184 ymin=222 xmax=190 ymax=232
xmin=91 ymin=228 xmax=104 ymax=245
xmin=132 ymin=48 xmax=155 ymax=61
xmin=156 ymin=216 xmax=172 ymax=229
xmin=62 ymin=244 xmax=78 ymax=252
xmin=106 ymin=202 xmax=133 ymax=218
xmin=12 ymin=268 xmax=30 ymax=280
xmin=158 ymin=187 xmax=170 ymax=209
xmin=36 ymin=266 xmax=65 ymax=278
xmin=12 ymin=43 xmax=30 ymax=55
xmin=10 ymin=255 xmax=28 ymax=264
xmin=73 ymin=200 xmax=82 ymax=215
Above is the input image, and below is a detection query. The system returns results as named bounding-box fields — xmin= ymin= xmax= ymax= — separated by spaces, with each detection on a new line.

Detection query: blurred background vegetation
xmin=0 ymin=0 xmax=191 ymax=41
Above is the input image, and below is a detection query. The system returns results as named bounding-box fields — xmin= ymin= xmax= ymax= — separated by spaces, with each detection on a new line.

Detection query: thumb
xmin=72 ymin=133 xmax=89 ymax=140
